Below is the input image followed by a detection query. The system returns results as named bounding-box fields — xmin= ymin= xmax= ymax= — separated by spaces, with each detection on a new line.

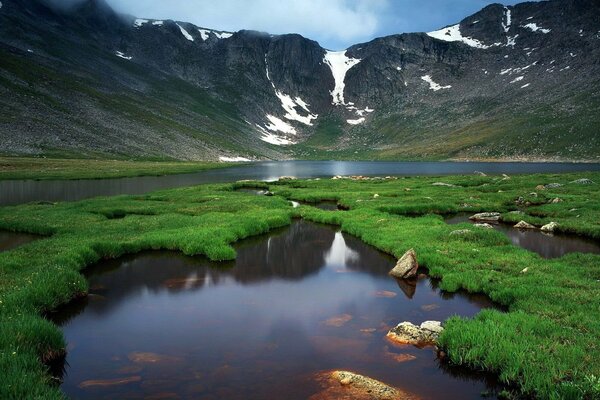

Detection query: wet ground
xmin=51 ymin=221 xmax=502 ymax=400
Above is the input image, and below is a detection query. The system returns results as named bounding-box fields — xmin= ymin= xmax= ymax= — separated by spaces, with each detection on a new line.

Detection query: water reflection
xmin=3 ymin=160 xmax=599 ymax=206
xmin=52 ymin=221 xmax=501 ymax=399
xmin=0 ymin=231 xmax=40 ymax=252
xmin=445 ymin=214 xmax=600 ymax=259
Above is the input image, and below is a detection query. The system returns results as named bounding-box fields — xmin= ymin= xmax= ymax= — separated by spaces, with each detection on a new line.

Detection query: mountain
xmin=0 ymin=0 xmax=599 ymax=161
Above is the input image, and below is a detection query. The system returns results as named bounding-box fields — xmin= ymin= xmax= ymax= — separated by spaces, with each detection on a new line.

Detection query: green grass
xmin=0 ymin=157 xmax=238 ymax=180
xmin=1 ymin=172 xmax=599 ymax=398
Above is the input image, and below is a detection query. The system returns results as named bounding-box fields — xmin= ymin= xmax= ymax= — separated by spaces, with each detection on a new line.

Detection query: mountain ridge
xmin=0 ymin=0 xmax=599 ymax=161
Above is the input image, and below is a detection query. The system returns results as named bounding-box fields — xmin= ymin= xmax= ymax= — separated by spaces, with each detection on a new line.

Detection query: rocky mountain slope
xmin=0 ymin=0 xmax=599 ymax=161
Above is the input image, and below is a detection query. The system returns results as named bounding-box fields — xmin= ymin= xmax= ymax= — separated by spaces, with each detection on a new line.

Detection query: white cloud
xmin=108 ymin=0 xmax=389 ymax=50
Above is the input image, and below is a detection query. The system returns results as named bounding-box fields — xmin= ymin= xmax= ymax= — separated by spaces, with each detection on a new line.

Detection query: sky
xmin=103 ymin=0 xmax=540 ymax=50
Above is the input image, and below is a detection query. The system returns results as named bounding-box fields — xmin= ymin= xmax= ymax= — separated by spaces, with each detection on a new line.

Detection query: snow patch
xmin=521 ymin=83 xmax=531 ymax=88
xmin=214 ymin=32 xmax=233 ymax=39
xmin=198 ymin=29 xmax=210 ymax=41
xmin=347 ymin=118 xmax=365 ymax=125
xmin=0 ymin=2 xmax=3 ymax=9
xmin=522 ymin=23 xmax=551 ymax=34
xmin=323 ymin=50 xmax=361 ymax=106
xmin=510 ymin=76 xmax=524 ymax=83
xmin=274 ymin=91 xmax=318 ymax=126
xmin=506 ymin=35 xmax=519 ymax=47
xmin=219 ymin=156 xmax=250 ymax=162
xmin=152 ymin=21 xmax=163 ymax=26
xmin=421 ymin=75 xmax=451 ymax=91
xmin=177 ymin=24 xmax=194 ymax=41
xmin=115 ymin=51 xmax=132 ymax=60
xmin=427 ymin=24 xmax=490 ymax=49
xmin=502 ymin=7 xmax=512 ymax=33
xmin=133 ymin=19 xmax=149 ymax=28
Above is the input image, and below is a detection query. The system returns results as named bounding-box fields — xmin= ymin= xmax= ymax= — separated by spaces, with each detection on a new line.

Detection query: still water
xmin=52 ymin=221 xmax=500 ymax=399
xmin=0 ymin=231 xmax=40 ymax=252
xmin=445 ymin=214 xmax=600 ymax=258
xmin=3 ymin=161 xmax=600 ymax=206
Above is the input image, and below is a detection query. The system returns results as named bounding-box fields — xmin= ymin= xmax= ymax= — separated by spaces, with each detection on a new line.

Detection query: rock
xmin=323 ymin=314 xmax=353 ymax=327
xmin=469 ymin=212 xmax=501 ymax=222
xmin=535 ymin=185 xmax=546 ymax=190
xmin=550 ymin=198 xmax=563 ymax=204
xmin=474 ymin=223 xmax=493 ymax=229
xmin=373 ymin=290 xmax=397 ymax=298
xmin=432 ymin=182 xmax=456 ymax=187
xmin=544 ymin=183 xmax=563 ymax=189
xmin=474 ymin=171 xmax=487 ymax=176
xmin=502 ymin=174 xmax=511 ymax=180
xmin=373 ymin=194 xmax=380 ymax=198
xmin=521 ymin=268 xmax=529 ymax=274
xmin=420 ymin=303 xmax=440 ymax=312
xmin=278 ymin=176 xmax=296 ymax=181
xmin=79 ymin=376 xmax=141 ymax=388
xmin=514 ymin=220 xmax=537 ymax=230
xmin=264 ymin=191 xmax=274 ymax=196
xmin=332 ymin=175 xmax=343 ymax=180
xmin=509 ymin=210 xmax=524 ymax=215
xmin=290 ymin=201 xmax=300 ymax=208
xmin=311 ymin=370 xmax=417 ymax=400
xmin=570 ymin=178 xmax=594 ymax=185
xmin=450 ymin=229 xmax=472 ymax=236
xmin=541 ymin=222 xmax=559 ymax=232
xmin=389 ymin=249 xmax=418 ymax=279
xmin=386 ymin=321 xmax=444 ymax=347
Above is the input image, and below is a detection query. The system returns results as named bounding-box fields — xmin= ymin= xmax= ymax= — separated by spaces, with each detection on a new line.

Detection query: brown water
xmin=3 ymin=161 xmax=599 ymax=206
xmin=0 ymin=231 xmax=40 ymax=252
xmin=445 ymin=214 xmax=600 ymax=258
xmin=51 ymin=221 xmax=502 ymax=399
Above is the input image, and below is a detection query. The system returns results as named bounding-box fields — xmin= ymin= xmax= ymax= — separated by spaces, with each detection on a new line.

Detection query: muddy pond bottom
xmin=53 ymin=221 xmax=500 ymax=399
xmin=445 ymin=214 xmax=600 ymax=259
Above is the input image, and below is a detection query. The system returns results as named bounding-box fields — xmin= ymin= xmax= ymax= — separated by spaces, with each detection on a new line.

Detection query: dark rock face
xmin=0 ymin=0 xmax=599 ymax=160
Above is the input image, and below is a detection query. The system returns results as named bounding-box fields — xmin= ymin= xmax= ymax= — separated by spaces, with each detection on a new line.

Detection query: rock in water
xmin=541 ymin=222 xmax=559 ymax=233
xmin=389 ymin=249 xmax=418 ymax=279
xmin=386 ymin=321 xmax=444 ymax=347
xmin=469 ymin=212 xmax=501 ymax=222
xmin=514 ymin=220 xmax=537 ymax=230
xmin=311 ymin=370 xmax=418 ymax=400
xmin=474 ymin=223 xmax=493 ymax=229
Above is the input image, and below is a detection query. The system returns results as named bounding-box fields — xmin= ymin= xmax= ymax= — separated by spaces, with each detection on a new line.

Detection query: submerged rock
xmin=541 ymin=222 xmax=559 ymax=233
xmin=311 ymin=370 xmax=418 ymax=400
xmin=514 ymin=220 xmax=537 ymax=230
xmin=128 ymin=352 xmax=181 ymax=364
xmin=79 ymin=376 xmax=141 ymax=388
xmin=389 ymin=249 xmax=418 ymax=279
xmin=469 ymin=212 xmax=501 ymax=222
xmin=323 ymin=314 xmax=353 ymax=327
xmin=386 ymin=321 xmax=444 ymax=347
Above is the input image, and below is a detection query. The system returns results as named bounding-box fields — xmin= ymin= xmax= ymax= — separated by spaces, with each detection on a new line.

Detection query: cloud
xmin=105 ymin=0 xmax=390 ymax=49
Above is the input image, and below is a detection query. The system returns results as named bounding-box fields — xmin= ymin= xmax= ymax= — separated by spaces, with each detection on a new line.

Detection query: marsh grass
xmin=0 ymin=172 xmax=599 ymax=398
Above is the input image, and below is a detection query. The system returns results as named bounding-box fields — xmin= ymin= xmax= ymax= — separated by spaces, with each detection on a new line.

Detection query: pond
xmin=3 ymin=160 xmax=599 ymax=206
xmin=51 ymin=221 xmax=501 ymax=399
xmin=445 ymin=214 xmax=600 ymax=258
xmin=0 ymin=231 xmax=40 ymax=253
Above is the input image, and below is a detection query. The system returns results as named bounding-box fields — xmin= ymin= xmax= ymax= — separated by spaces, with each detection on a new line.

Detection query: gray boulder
xmin=389 ymin=249 xmax=418 ymax=279
xmin=386 ymin=321 xmax=444 ymax=347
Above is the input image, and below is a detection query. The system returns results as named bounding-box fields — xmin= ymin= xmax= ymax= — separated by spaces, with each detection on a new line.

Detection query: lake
xmin=2 ymin=161 xmax=600 ymax=206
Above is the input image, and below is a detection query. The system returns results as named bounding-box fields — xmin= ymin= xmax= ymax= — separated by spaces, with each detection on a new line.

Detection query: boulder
xmin=264 ymin=191 xmax=274 ymax=197
xmin=389 ymin=249 xmax=418 ymax=279
xmin=535 ymin=185 xmax=546 ymax=191
xmin=474 ymin=223 xmax=494 ymax=229
xmin=544 ymin=183 xmax=563 ymax=189
xmin=311 ymin=370 xmax=418 ymax=400
xmin=450 ymin=229 xmax=472 ymax=236
xmin=550 ymin=198 xmax=563 ymax=204
xmin=432 ymin=182 xmax=457 ymax=187
xmin=373 ymin=194 xmax=380 ymax=198
xmin=279 ymin=176 xmax=296 ymax=181
xmin=570 ymin=179 xmax=594 ymax=185
xmin=386 ymin=321 xmax=444 ymax=347
xmin=514 ymin=220 xmax=537 ymax=230
xmin=469 ymin=212 xmax=501 ymax=222
xmin=541 ymin=222 xmax=559 ymax=233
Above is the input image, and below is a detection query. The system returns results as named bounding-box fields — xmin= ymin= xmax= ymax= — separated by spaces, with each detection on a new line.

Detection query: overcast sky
xmin=104 ymin=0 xmax=539 ymax=50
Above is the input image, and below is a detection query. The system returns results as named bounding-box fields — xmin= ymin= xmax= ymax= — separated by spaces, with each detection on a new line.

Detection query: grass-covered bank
xmin=1 ymin=172 xmax=599 ymax=398
xmin=0 ymin=157 xmax=238 ymax=180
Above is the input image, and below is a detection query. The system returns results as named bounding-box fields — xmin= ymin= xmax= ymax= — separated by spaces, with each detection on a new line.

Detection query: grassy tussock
xmin=0 ymin=173 xmax=599 ymax=398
